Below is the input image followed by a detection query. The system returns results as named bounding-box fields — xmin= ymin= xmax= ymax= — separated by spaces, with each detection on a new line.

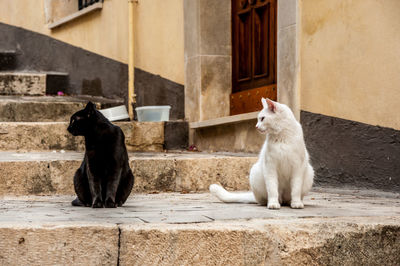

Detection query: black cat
xmin=67 ymin=102 xmax=134 ymax=208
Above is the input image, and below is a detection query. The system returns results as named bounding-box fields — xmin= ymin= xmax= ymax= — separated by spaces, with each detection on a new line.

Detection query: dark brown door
xmin=231 ymin=0 xmax=277 ymax=115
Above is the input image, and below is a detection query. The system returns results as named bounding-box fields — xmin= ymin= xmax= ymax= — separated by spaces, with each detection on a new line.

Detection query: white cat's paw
xmin=267 ymin=201 xmax=281 ymax=209
xmin=290 ymin=201 xmax=304 ymax=209
xmin=209 ymin=184 xmax=221 ymax=195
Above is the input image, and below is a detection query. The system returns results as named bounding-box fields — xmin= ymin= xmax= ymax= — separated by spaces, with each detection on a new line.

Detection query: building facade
xmin=0 ymin=0 xmax=399 ymax=191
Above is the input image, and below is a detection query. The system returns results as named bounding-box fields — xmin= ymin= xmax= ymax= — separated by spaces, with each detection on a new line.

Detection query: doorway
xmin=231 ymin=0 xmax=277 ymax=115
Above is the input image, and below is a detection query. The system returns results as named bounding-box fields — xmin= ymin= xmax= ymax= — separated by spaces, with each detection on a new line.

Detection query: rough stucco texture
xmin=0 ymin=22 xmax=128 ymax=99
xmin=134 ymin=68 xmax=184 ymax=120
xmin=301 ymin=111 xmax=400 ymax=192
xmin=0 ymin=0 xmax=129 ymax=64
xmin=301 ymin=0 xmax=400 ymax=130
xmin=133 ymin=0 xmax=184 ymax=85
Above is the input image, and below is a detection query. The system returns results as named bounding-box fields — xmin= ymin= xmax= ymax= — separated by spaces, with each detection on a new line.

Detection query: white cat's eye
xmin=261 ymin=117 xmax=265 ymax=122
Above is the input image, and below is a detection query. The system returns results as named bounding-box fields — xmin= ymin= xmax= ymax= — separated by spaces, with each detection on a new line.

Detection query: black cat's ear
xmin=85 ymin=101 xmax=96 ymax=117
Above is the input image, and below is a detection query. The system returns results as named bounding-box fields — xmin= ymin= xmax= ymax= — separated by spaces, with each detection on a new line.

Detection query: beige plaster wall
xmin=134 ymin=0 xmax=184 ymax=85
xmin=300 ymin=0 xmax=400 ymax=130
xmin=0 ymin=0 xmax=129 ymax=64
xmin=0 ymin=0 xmax=184 ymax=85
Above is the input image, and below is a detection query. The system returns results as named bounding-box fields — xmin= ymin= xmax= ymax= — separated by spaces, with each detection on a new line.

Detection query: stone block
xmin=199 ymin=0 xmax=231 ymax=55
xmin=175 ymin=156 xmax=256 ymax=192
xmin=0 ymin=122 xmax=84 ymax=151
xmin=0 ymin=224 xmax=119 ymax=266
xmin=183 ymin=0 xmax=200 ymax=59
xmin=119 ymin=218 xmax=400 ymax=265
xmin=278 ymin=0 xmax=297 ymax=29
xmin=122 ymin=122 xmax=164 ymax=152
xmin=0 ymin=121 xmax=164 ymax=152
xmin=184 ymin=56 xmax=201 ymax=122
xmin=194 ymin=119 xmax=265 ymax=153
xmin=277 ymin=25 xmax=299 ymax=119
xmin=0 ymin=99 xmax=87 ymax=122
xmin=130 ymin=158 xmax=177 ymax=193
xmin=0 ymin=152 xmax=257 ymax=196
xmin=0 ymin=73 xmax=46 ymax=96
xmin=200 ymin=56 xmax=231 ymax=120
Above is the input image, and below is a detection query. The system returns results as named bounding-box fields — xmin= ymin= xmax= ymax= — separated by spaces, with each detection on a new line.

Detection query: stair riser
xmin=0 ymin=102 xmax=87 ymax=122
xmin=0 ymin=157 xmax=255 ymax=196
xmin=0 ymin=122 xmax=164 ymax=152
xmin=0 ymin=73 xmax=69 ymax=96
xmin=0 ymin=225 xmax=119 ymax=266
xmin=0 ymin=74 xmax=46 ymax=95
xmin=0 ymin=221 xmax=398 ymax=265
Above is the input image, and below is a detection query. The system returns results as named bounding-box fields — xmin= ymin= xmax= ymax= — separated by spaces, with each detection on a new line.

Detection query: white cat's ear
xmin=266 ymin=98 xmax=277 ymax=113
xmin=261 ymin=98 xmax=268 ymax=109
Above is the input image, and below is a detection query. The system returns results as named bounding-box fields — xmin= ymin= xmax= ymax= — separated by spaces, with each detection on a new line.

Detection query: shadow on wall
xmin=134 ymin=68 xmax=184 ymax=120
xmin=301 ymin=111 xmax=400 ymax=192
xmin=0 ymin=22 xmax=127 ymax=100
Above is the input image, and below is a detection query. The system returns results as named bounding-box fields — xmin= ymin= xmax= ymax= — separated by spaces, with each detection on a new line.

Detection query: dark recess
xmin=164 ymin=121 xmax=188 ymax=150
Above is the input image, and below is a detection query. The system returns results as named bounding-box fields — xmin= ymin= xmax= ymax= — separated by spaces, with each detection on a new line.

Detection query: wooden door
xmin=231 ymin=0 xmax=277 ymax=115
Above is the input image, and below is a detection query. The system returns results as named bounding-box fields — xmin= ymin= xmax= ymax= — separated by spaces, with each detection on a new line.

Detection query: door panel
xmin=231 ymin=0 xmax=277 ymax=115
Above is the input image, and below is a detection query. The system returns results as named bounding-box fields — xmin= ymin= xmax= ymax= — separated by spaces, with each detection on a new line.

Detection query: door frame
xmin=184 ymin=0 xmax=300 ymax=122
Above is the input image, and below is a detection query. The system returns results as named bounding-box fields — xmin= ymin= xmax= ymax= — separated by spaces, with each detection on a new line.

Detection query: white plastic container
xmin=135 ymin=106 xmax=171 ymax=122
xmin=98 ymin=105 xmax=129 ymax=122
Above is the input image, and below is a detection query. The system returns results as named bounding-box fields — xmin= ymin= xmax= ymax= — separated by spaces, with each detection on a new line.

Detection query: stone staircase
xmin=0 ymin=50 xmax=399 ymax=265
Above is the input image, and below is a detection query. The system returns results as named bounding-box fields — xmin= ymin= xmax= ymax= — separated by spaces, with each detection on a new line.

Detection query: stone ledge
xmin=0 ymin=152 xmax=256 ymax=195
xmin=48 ymin=2 xmax=103 ymax=30
xmin=190 ymin=112 xmax=258 ymax=129
xmin=0 ymin=95 xmax=125 ymax=122
xmin=0 ymin=121 xmax=164 ymax=152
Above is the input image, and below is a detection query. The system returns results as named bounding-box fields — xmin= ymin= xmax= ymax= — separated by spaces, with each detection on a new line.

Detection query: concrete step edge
xmin=0 ymin=121 xmax=165 ymax=152
xmin=0 ymin=205 xmax=398 ymax=265
xmin=0 ymin=151 xmax=257 ymax=195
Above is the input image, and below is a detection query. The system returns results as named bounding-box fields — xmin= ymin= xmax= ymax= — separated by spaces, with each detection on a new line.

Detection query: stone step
xmin=0 ymin=190 xmax=399 ymax=265
xmin=0 ymin=72 xmax=68 ymax=96
xmin=0 ymin=151 xmax=256 ymax=196
xmin=0 ymin=121 xmax=164 ymax=151
xmin=0 ymin=51 xmax=17 ymax=71
xmin=0 ymin=95 xmax=124 ymax=122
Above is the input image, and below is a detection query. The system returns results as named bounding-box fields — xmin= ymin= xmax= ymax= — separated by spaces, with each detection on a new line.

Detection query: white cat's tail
xmin=209 ymin=184 xmax=257 ymax=204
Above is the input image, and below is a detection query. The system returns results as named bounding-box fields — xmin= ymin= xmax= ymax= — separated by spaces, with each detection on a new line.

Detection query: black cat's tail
xmin=71 ymin=197 xmax=89 ymax=207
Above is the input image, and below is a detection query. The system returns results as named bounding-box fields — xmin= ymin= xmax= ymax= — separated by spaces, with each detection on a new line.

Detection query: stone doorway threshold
xmin=190 ymin=112 xmax=258 ymax=129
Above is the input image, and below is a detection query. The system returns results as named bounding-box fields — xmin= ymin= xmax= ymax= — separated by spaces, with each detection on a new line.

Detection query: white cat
xmin=210 ymin=98 xmax=314 ymax=209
